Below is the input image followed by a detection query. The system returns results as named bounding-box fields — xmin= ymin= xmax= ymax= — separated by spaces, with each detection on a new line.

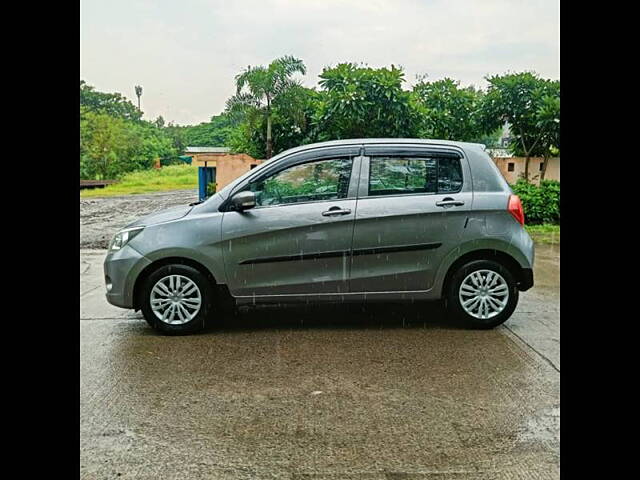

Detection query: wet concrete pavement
xmin=80 ymin=242 xmax=559 ymax=479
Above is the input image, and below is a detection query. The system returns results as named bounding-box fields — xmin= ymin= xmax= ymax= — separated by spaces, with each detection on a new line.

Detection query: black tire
xmin=446 ymin=259 xmax=519 ymax=329
xmin=140 ymin=264 xmax=212 ymax=335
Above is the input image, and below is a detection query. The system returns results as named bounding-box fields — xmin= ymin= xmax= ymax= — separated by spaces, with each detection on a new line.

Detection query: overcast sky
xmin=80 ymin=0 xmax=559 ymax=126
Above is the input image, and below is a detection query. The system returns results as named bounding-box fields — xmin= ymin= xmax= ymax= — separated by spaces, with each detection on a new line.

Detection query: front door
xmin=221 ymin=155 xmax=360 ymax=297
xmin=349 ymin=148 xmax=473 ymax=293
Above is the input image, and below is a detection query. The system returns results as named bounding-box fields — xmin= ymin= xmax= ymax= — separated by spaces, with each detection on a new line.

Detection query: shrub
xmin=511 ymin=179 xmax=560 ymax=225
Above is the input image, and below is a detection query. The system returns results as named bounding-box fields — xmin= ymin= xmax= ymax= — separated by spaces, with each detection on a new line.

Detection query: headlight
xmin=109 ymin=227 xmax=144 ymax=251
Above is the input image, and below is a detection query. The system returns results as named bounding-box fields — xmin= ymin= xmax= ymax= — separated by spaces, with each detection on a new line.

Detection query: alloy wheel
xmin=458 ymin=269 xmax=509 ymax=320
xmin=150 ymin=274 xmax=202 ymax=324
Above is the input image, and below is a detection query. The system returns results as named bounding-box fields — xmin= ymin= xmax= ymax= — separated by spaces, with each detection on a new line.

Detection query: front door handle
xmin=322 ymin=207 xmax=352 ymax=216
xmin=436 ymin=197 xmax=465 ymax=207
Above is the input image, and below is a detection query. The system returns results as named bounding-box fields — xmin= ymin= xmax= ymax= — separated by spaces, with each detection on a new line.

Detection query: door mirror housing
xmin=230 ymin=190 xmax=256 ymax=211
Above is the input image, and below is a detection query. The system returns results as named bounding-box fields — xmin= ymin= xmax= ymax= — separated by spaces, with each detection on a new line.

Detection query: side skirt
xmin=232 ymin=289 xmax=438 ymax=306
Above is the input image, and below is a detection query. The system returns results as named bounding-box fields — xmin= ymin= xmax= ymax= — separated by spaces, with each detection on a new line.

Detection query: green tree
xmin=163 ymin=122 xmax=188 ymax=157
xmin=313 ymin=63 xmax=421 ymax=139
xmin=535 ymin=82 xmax=560 ymax=180
xmin=412 ymin=78 xmax=484 ymax=141
xmin=80 ymin=109 xmax=134 ymax=179
xmin=473 ymin=127 xmax=504 ymax=149
xmin=226 ymin=121 xmax=263 ymax=159
xmin=80 ymin=80 xmax=142 ymax=121
xmin=226 ymin=55 xmax=307 ymax=158
xmin=270 ymin=85 xmax=320 ymax=152
xmin=478 ymin=72 xmax=558 ymax=181
xmin=174 ymin=113 xmax=236 ymax=147
xmin=80 ymin=108 xmax=177 ymax=179
xmin=227 ymin=85 xmax=320 ymax=158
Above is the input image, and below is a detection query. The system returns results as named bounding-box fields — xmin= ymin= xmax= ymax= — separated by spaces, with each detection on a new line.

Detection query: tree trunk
xmin=540 ymin=155 xmax=549 ymax=181
xmin=100 ymin=156 xmax=108 ymax=180
xmin=519 ymin=131 xmax=533 ymax=183
xmin=266 ymin=108 xmax=273 ymax=159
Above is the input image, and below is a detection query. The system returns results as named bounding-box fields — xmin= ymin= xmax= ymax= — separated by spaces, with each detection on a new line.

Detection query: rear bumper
xmin=518 ymin=268 xmax=534 ymax=291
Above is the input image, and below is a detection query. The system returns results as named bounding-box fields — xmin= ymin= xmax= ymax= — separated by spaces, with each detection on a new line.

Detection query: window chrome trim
xmin=361 ymin=153 xmax=465 ymax=198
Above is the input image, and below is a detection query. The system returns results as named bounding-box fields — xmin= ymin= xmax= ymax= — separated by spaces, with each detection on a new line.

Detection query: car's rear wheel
xmin=140 ymin=264 xmax=211 ymax=335
xmin=447 ymin=259 xmax=519 ymax=329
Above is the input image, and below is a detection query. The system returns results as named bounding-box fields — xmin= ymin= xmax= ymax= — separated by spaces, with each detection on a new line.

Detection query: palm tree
xmin=135 ymin=85 xmax=143 ymax=111
xmin=226 ymin=56 xmax=306 ymax=158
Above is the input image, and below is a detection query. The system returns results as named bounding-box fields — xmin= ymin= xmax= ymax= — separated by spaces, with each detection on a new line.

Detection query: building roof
xmin=184 ymin=146 xmax=230 ymax=154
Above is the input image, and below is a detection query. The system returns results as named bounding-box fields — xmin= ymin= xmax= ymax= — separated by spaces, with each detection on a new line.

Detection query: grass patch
xmin=526 ymin=224 xmax=560 ymax=244
xmin=80 ymin=165 xmax=198 ymax=198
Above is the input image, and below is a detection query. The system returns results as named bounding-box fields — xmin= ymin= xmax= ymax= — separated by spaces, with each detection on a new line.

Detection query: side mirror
xmin=230 ymin=190 xmax=256 ymax=211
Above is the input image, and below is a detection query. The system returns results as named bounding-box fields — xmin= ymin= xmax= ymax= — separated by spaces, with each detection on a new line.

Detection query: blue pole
xmin=198 ymin=166 xmax=207 ymax=201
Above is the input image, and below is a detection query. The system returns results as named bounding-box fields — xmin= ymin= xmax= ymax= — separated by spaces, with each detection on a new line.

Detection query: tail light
xmin=508 ymin=194 xmax=525 ymax=226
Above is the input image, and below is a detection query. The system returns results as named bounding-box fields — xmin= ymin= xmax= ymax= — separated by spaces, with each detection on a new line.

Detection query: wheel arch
xmin=440 ymin=249 xmax=527 ymax=299
xmin=132 ymin=257 xmax=218 ymax=310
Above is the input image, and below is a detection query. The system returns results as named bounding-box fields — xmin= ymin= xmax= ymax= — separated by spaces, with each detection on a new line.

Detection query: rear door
xmin=221 ymin=146 xmax=362 ymax=297
xmin=349 ymin=144 xmax=473 ymax=293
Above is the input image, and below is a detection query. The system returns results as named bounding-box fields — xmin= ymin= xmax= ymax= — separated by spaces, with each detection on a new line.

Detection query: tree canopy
xmin=165 ymin=113 xmax=236 ymax=151
xmin=80 ymin=80 xmax=143 ymax=122
xmin=226 ymin=55 xmax=307 ymax=158
xmin=80 ymin=81 xmax=178 ymax=179
xmin=478 ymin=72 xmax=560 ymax=179
xmin=412 ymin=78 xmax=484 ymax=142
xmin=312 ymin=63 xmax=421 ymax=140
xmin=80 ymin=62 xmax=559 ymax=184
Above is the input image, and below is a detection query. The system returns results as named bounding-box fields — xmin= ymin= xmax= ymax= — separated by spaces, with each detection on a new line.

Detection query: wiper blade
xmin=189 ymin=200 xmax=204 ymax=206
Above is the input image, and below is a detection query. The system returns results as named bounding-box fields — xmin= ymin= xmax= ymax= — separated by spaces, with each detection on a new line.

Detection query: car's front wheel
xmin=140 ymin=264 xmax=211 ymax=335
xmin=447 ymin=259 xmax=519 ymax=329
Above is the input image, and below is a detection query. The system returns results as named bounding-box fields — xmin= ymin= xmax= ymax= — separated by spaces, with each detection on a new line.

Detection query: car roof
xmin=269 ymin=138 xmax=486 ymax=159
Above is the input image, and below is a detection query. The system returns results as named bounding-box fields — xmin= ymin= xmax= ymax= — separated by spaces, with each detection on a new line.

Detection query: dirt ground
xmin=80 ymin=189 xmax=198 ymax=249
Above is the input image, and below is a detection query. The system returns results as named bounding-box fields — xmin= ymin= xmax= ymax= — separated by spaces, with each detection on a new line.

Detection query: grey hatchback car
xmin=104 ymin=139 xmax=534 ymax=334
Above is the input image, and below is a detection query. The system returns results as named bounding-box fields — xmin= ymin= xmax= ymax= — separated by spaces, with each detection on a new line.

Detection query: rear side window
xmin=368 ymin=156 xmax=462 ymax=196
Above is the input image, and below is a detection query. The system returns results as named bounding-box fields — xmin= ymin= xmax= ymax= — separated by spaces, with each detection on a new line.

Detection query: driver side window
xmin=248 ymin=158 xmax=353 ymax=207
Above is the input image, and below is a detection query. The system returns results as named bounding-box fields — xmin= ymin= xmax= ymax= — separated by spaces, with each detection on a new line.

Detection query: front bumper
xmin=518 ymin=268 xmax=534 ymax=291
xmin=103 ymin=244 xmax=152 ymax=309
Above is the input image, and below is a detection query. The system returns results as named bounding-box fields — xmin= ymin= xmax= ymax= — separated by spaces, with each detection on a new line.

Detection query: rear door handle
xmin=436 ymin=197 xmax=465 ymax=207
xmin=322 ymin=207 xmax=352 ymax=216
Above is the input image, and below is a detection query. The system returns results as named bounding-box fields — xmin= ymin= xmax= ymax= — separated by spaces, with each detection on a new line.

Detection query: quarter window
xmin=247 ymin=158 xmax=353 ymax=207
xmin=368 ymin=156 xmax=462 ymax=196
xmin=437 ymin=157 xmax=464 ymax=193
